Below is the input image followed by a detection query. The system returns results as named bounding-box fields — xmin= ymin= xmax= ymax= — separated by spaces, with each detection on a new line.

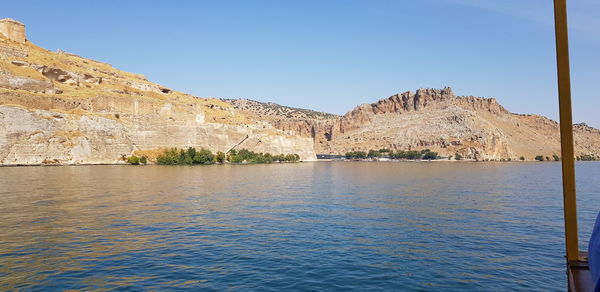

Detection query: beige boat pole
xmin=553 ymin=0 xmax=579 ymax=262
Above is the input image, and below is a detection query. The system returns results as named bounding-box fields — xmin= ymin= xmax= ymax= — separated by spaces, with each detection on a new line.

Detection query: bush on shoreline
xmin=389 ymin=150 xmax=421 ymax=160
xmin=126 ymin=155 xmax=147 ymax=165
xmin=367 ymin=150 xmax=381 ymax=158
xmin=421 ymin=149 xmax=439 ymax=160
xmin=579 ymin=154 xmax=597 ymax=161
xmin=127 ymin=155 xmax=140 ymax=165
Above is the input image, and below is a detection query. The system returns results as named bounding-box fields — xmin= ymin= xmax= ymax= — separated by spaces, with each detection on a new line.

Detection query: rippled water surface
xmin=1 ymin=162 xmax=599 ymax=291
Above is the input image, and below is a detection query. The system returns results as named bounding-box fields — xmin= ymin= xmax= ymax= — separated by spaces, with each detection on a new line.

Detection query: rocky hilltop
xmin=0 ymin=21 xmax=316 ymax=165
xmin=228 ymin=87 xmax=600 ymax=160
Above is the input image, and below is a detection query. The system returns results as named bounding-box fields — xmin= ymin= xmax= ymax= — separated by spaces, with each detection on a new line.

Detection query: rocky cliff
xmin=0 ymin=31 xmax=316 ymax=165
xmin=227 ymin=88 xmax=600 ymax=161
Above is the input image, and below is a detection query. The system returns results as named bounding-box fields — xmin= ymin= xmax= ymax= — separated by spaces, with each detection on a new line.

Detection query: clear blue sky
xmin=4 ymin=0 xmax=600 ymax=127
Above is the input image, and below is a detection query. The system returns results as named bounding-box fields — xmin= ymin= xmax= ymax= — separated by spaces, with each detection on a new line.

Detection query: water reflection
xmin=0 ymin=162 xmax=599 ymax=290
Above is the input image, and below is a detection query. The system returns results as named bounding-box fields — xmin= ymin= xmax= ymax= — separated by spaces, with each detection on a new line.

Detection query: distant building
xmin=0 ymin=18 xmax=26 ymax=43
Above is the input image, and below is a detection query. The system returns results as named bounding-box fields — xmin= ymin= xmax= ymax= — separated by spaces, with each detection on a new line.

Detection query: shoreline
xmin=317 ymin=159 xmax=563 ymax=163
xmin=1 ymin=160 xmax=590 ymax=168
xmin=0 ymin=161 xmax=308 ymax=168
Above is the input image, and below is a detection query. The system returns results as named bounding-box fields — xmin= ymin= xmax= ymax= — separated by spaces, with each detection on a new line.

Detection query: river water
xmin=1 ymin=162 xmax=599 ymax=291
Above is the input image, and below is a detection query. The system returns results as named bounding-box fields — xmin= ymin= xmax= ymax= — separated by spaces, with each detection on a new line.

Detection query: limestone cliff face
xmin=0 ymin=29 xmax=316 ymax=165
xmin=228 ymin=88 xmax=600 ymax=161
xmin=0 ymin=104 xmax=315 ymax=165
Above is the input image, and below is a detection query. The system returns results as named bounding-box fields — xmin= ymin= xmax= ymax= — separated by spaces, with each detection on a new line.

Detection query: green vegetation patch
xmin=153 ymin=147 xmax=300 ymax=165
xmin=346 ymin=149 xmax=439 ymax=160
xmin=578 ymin=154 xmax=597 ymax=161
xmin=126 ymin=155 xmax=147 ymax=165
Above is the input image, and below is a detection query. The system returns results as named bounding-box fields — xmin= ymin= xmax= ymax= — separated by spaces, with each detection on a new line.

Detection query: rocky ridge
xmin=227 ymin=87 xmax=600 ymax=160
xmin=224 ymin=99 xmax=339 ymax=121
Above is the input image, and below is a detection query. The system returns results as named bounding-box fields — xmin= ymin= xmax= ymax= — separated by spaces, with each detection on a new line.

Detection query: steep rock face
xmin=0 ymin=106 xmax=132 ymax=164
xmin=227 ymin=88 xmax=600 ymax=161
xmin=0 ymin=29 xmax=316 ymax=165
xmin=339 ymin=87 xmax=457 ymax=133
xmin=0 ymin=104 xmax=315 ymax=165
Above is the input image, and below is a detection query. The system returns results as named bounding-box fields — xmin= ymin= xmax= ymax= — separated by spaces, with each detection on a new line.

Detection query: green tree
xmin=156 ymin=148 xmax=179 ymax=165
xmin=390 ymin=150 xmax=421 ymax=160
xmin=274 ymin=154 xmax=286 ymax=162
xmin=193 ymin=148 xmax=215 ymax=164
xmin=389 ymin=151 xmax=402 ymax=159
xmin=186 ymin=147 xmax=197 ymax=161
xmin=455 ymin=153 xmax=463 ymax=160
xmin=368 ymin=150 xmax=381 ymax=158
xmin=263 ymin=153 xmax=274 ymax=163
xmin=421 ymin=150 xmax=438 ymax=160
xmin=234 ymin=149 xmax=254 ymax=163
xmin=553 ymin=154 xmax=560 ymax=161
xmin=406 ymin=151 xmax=421 ymax=160
xmin=179 ymin=149 xmax=193 ymax=165
xmin=139 ymin=156 xmax=147 ymax=165
xmin=520 ymin=156 xmax=525 ymax=161
xmin=535 ymin=155 xmax=544 ymax=161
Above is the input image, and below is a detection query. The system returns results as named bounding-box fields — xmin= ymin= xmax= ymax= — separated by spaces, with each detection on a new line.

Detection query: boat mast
xmin=553 ymin=0 xmax=579 ymax=262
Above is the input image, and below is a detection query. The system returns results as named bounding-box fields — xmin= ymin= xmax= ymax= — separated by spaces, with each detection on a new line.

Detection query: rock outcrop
xmin=228 ymin=88 xmax=600 ymax=161
xmin=0 ymin=24 xmax=316 ymax=165
xmin=0 ymin=19 xmax=26 ymax=43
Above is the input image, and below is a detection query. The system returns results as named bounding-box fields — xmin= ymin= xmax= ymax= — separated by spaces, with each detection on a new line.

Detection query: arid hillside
xmin=0 ymin=23 xmax=316 ymax=165
xmin=227 ymin=87 xmax=600 ymax=161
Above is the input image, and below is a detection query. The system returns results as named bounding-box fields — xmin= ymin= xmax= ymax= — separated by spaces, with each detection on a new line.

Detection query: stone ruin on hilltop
xmin=0 ymin=18 xmax=26 ymax=43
